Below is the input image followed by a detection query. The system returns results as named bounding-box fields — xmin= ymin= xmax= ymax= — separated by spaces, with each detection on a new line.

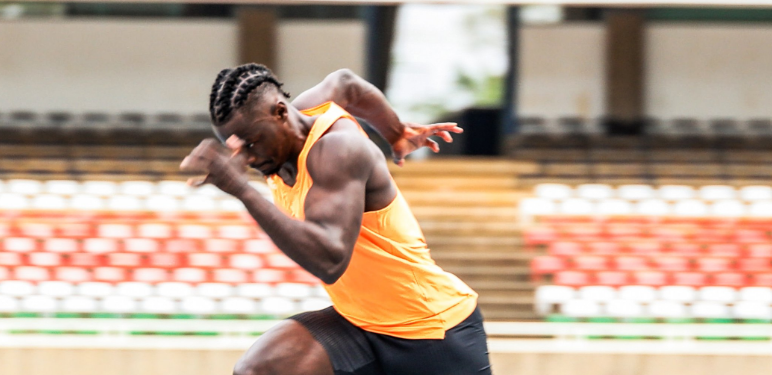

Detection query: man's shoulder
xmin=307 ymin=120 xmax=376 ymax=180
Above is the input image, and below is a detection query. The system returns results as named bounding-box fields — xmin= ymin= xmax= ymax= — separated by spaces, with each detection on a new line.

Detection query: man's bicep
xmin=292 ymin=69 xmax=354 ymax=110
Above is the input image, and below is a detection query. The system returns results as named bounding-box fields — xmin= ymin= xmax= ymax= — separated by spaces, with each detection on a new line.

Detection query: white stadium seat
xmin=519 ymin=198 xmax=557 ymax=216
xmin=660 ymin=286 xmax=697 ymax=302
xmin=597 ymin=199 xmax=632 ymax=215
xmin=38 ymin=281 xmax=74 ymax=297
xmin=70 ymin=195 xmax=105 ymax=211
xmin=617 ymin=185 xmax=654 ymax=201
xmin=32 ymin=195 xmax=67 ymax=210
xmin=733 ymin=302 xmax=772 ymax=320
xmin=0 ymin=281 xmax=35 ymax=296
xmin=21 ymin=296 xmax=58 ymax=312
xmin=691 ymin=302 xmax=731 ymax=319
xmin=45 ymin=180 xmax=80 ymax=195
xmin=535 ymin=286 xmax=575 ymax=315
xmin=108 ymin=196 xmax=142 ymax=211
xmin=534 ymin=184 xmax=572 ymax=200
xmin=120 ymin=181 xmax=155 ymax=196
xmin=180 ymin=296 xmax=217 ymax=314
xmin=748 ymin=201 xmax=772 ymax=217
xmin=300 ymin=298 xmax=333 ymax=311
xmin=739 ymin=287 xmax=772 ymax=303
xmin=559 ymin=199 xmax=594 ymax=215
xmin=0 ymin=194 xmax=30 ymax=210
xmin=673 ymin=200 xmax=708 ymax=216
xmin=221 ymin=297 xmax=257 ymax=314
xmin=658 ymin=185 xmax=695 ymax=201
xmin=648 ymin=301 xmax=688 ymax=318
xmin=197 ymin=283 xmax=234 ymax=298
xmin=220 ymin=198 xmax=245 ymax=212
xmin=710 ymin=200 xmax=746 ymax=217
xmin=140 ymin=297 xmax=177 ymax=314
xmin=237 ymin=283 xmax=274 ymax=298
xmin=0 ymin=296 xmax=19 ymax=312
xmin=116 ymin=282 xmax=154 ymax=298
xmin=561 ymin=300 xmax=601 ymax=318
xmin=276 ymin=283 xmax=312 ymax=299
xmin=143 ymin=195 xmax=180 ymax=212
xmin=740 ymin=186 xmax=772 ymax=202
xmin=183 ymin=196 xmax=216 ymax=211
xmin=156 ymin=282 xmax=194 ymax=298
xmin=8 ymin=180 xmax=43 ymax=195
xmin=102 ymin=296 xmax=138 ymax=313
xmin=578 ymin=286 xmax=616 ymax=302
xmin=576 ymin=184 xmax=613 ymax=200
xmin=158 ymin=181 xmax=190 ymax=197
xmin=82 ymin=181 xmax=118 ymax=196
xmin=605 ymin=300 xmax=643 ymax=318
xmin=61 ymin=297 xmax=98 ymax=313
xmin=77 ymin=282 xmax=115 ymax=297
xmin=699 ymin=287 xmax=737 ymax=303
xmin=699 ymin=185 xmax=736 ymax=201
xmin=261 ymin=297 xmax=296 ymax=315
xmin=618 ymin=286 xmax=657 ymax=302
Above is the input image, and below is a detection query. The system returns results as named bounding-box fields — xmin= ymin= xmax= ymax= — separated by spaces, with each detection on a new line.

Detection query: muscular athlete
xmin=181 ymin=64 xmax=491 ymax=375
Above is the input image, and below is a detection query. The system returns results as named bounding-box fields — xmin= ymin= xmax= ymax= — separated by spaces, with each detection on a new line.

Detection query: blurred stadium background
xmin=4 ymin=1 xmax=772 ymax=374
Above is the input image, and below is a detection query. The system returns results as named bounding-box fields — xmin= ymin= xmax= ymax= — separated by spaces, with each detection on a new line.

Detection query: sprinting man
xmin=181 ymin=63 xmax=491 ymax=375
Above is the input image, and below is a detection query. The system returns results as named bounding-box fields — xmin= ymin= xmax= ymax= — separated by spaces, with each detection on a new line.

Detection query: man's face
xmin=214 ymin=105 xmax=294 ymax=177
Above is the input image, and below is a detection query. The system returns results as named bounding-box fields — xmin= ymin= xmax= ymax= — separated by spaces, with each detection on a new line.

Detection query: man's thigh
xmin=234 ymin=319 xmax=334 ymax=375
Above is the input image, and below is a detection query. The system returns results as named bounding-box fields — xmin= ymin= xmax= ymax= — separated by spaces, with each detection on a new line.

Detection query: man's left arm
xmin=180 ymin=131 xmax=372 ymax=284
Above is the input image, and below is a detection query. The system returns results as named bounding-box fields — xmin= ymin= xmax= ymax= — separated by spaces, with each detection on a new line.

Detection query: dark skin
xmin=181 ymin=69 xmax=462 ymax=375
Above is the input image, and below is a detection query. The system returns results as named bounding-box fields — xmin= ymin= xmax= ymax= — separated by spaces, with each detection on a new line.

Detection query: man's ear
xmin=274 ymin=101 xmax=288 ymax=122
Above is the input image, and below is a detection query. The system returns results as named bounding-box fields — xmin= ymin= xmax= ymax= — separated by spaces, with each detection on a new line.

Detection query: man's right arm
xmin=292 ymin=69 xmax=462 ymax=166
xmin=291 ymin=69 xmax=404 ymax=144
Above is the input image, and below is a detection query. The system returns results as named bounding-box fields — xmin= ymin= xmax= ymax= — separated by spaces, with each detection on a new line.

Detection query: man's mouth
xmin=251 ymin=160 xmax=281 ymax=176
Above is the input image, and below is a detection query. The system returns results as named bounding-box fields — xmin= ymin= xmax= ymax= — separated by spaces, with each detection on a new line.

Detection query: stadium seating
xmin=528 ymin=183 xmax=772 ymax=322
xmin=0 ymin=178 xmax=329 ymax=318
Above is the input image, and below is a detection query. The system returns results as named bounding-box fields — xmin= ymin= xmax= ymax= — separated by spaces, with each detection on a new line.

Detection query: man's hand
xmin=391 ymin=122 xmax=463 ymax=167
xmin=180 ymin=137 xmax=250 ymax=197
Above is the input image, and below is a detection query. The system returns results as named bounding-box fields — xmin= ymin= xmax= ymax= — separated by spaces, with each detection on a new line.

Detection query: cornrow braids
xmin=208 ymin=63 xmax=290 ymax=126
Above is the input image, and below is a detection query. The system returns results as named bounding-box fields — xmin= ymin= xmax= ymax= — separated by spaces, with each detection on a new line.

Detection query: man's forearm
xmin=235 ymin=187 xmax=345 ymax=284
xmin=337 ymin=71 xmax=404 ymax=145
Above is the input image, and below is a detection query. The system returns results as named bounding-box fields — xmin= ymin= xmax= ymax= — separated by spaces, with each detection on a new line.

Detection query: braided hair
xmin=209 ymin=63 xmax=290 ymax=126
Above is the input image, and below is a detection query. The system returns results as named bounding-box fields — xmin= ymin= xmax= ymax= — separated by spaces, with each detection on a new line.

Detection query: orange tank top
xmin=268 ymin=102 xmax=478 ymax=339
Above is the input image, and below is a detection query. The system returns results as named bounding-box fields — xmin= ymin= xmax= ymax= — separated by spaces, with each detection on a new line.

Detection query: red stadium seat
xmin=165 ymin=239 xmax=200 ymax=253
xmin=0 ymin=267 xmax=9 ymax=280
xmin=0 ymin=253 xmax=22 ymax=267
xmin=694 ymin=228 xmax=729 ymax=243
xmin=628 ymin=242 xmax=661 ymax=256
xmin=19 ymin=223 xmax=54 ymax=238
xmin=93 ymin=267 xmax=127 ymax=282
xmin=213 ymin=268 xmax=248 ymax=283
xmin=573 ymin=256 xmax=607 ymax=271
xmin=587 ymin=242 xmax=621 ymax=256
xmin=14 ymin=266 xmax=50 ymax=281
xmin=523 ymin=226 xmax=558 ymax=245
xmin=172 ymin=268 xmax=207 ymax=283
xmin=739 ymin=258 xmax=772 ymax=273
xmin=28 ymin=253 xmax=62 ymax=267
xmin=218 ymin=225 xmax=255 ymax=239
xmin=132 ymin=268 xmax=169 ymax=283
xmin=707 ymin=243 xmax=741 ymax=257
xmin=564 ymin=225 xmax=602 ymax=242
xmin=713 ymin=272 xmax=747 ymax=287
xmin=97 ymin=224 xmax=134 ymax=239
xmin=752 ymin=273 xmax=772 ymax=286
xmin=606 ymin=224 xmax=643 ymax=239
xmin=204 ymin=239 xmax=239 ymax=253
xmin=747 ymin=244 xmax=772 ymax=258
xmin=43 ymin=238 xmax=79 ymax=253
xmin=244 ymin=239 xmax=276 ymax=254
xmin=58 ymin=223 xmax=92 ymax=238
xmin=83 ymin=238 xmax=119 ymax=254
xmin=531 ymin=256 xmax=567 ymax=275
xmin=595 ymin=271 xmax=629 ymax=286
xmin=735 ymin=229 xmax=767 ymax=244
xmin=651 ymin=227 xmax=687 ymax=242
xmin=148 ymin=253 xmax=181 ymax=268
xmin=3 ymin=238 xmax=37 ymax=252
xmin=267 ymin=253 xmax=299 ymax=269
xmin=669 ymin=243 xmax=702 ymax=256
xmin=67 ymin=253 xmax=102 ymax=267
xmin=137 ymin=223 xmax=172 ymax=239
xmin=187 ymin=253 xmax=222 ymax=268
xmin=614 ymin=256 xmax=648 ymax=271
xmin=177 ymin=224 xmax=212 ymax=239
xmin=696 ymin=258 xmax=732 ymax=273
xmin=290 ymin=270 xmax=320 ymax=284
xmin=548 ymin=242 xmax=583 ymax=257
xmin=653 ymin=257 xmax=690 ymax=272
xmin=229 ymin=254 xmax=264 ymax=270
xmin=106 ymin=253 xmax=143 ymax=267
xmin=632 ymin=271 xmax=668 ymax=286
xmin=55 ymin=267 xmax=91 ymax=282
xmin=124 ymin=238 xmax=160 ymax=253
xmin=672 ymin=272 xmax=707 ymax=287
xmin=253 ymin=269 xmax=288 ymax=283
xmin=553 ymin=271 xmax=590 ymax=286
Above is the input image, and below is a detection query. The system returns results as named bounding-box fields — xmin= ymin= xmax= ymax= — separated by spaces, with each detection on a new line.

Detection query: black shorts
xmin=289 ymin=306 xmax=492 ymax=375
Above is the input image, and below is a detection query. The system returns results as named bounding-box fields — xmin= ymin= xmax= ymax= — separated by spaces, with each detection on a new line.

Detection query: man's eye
xmin=247 ymin=143 xmax=255 ymax=149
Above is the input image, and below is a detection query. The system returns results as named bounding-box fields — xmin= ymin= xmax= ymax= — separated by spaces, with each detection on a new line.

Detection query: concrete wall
xmin=0 ymin=19 xmax=365 ymax=115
